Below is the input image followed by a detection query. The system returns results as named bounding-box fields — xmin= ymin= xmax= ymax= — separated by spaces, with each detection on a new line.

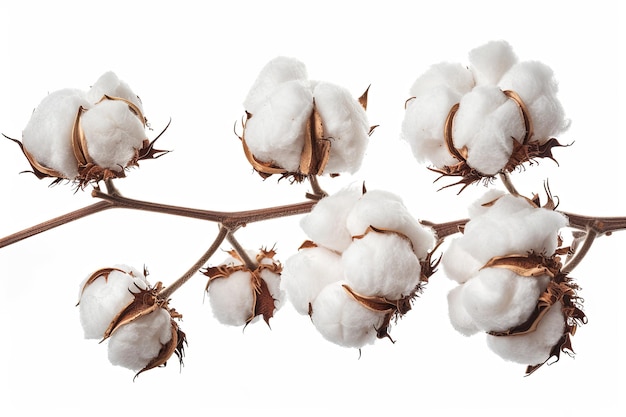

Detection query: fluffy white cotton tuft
xmin=80 ymin=99 xmax=147 ymax=170
xmin=282 ymin=246 xmax=344 ymax=315
xmin=78 ymin=265 xmax=149 ymax=340
xmin=244 ymin=80 xmax=313 ymax=171
xmin=460 ymin=268 xmax=549 ymax=332
xmin=486 ymin=302 xmax=566 ymax=366
xmin=87 ymin=71 xmax=144 ymax=113
xmin=468 ymin=40 xmax=518 ymax=86
xmin=342 ymin=232 xmax=421 ymax=300
xmin=310 ymin=281 xmax=385 ymax=348
xmin=447 ymin=286 xmax=480 ymax=336
xmin=208 ymin=270 xmax=255 ymax=326
xmin=345 ymin=189 xmax=435 ymax=259
xmin=22 ymin=88 xmax=91 ymax=179
xmin=243 ymin=56 xmax=309 ymax=114
xmin=312 ymin=81 xmax=370 ymax=174
xmin=107 ymin=307 xmax=173 ymax=371
xmin=300 ymin=185 xmax=362 ymax=252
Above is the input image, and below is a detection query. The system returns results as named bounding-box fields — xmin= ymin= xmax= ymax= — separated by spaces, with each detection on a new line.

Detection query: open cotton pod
xmin=402 ymin=40 xmax=569 ymax=191
xmin=77 ymin=265 xmax=186 ymax=378
xmin=239 ymin=56 xmax=375 ymax=182
xmin=12 ymin=71 xmax=168 ymax=188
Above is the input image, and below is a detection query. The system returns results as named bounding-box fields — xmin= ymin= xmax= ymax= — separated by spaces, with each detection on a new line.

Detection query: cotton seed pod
xmin=204 ymin=248 xmax=283 ymax=326
xmin=77 ymin=265 xmax=186 ymax=378
xmin=10 ymin=72 xmax=167 ymax=188
xmin=402 ymin=40 xmax=568 ymax=191
xmin=239 ymin=56 xmax=375 ymax=182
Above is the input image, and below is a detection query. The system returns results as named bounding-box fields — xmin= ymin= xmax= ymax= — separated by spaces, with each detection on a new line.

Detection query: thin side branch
xmin=562 ymin=227 xmax=598 ymax=274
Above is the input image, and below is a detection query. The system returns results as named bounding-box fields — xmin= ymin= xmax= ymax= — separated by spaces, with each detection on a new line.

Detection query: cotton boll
xmin=310 ymin=281 xmax=386 ymax=348
xmin=282 ymin=246 xmax=344 ymax=315
xmin=312 ymin=81 xmax=370 ymax=174
xmin=80 ymin=99 xmax=147 ymax=170
xmin=441 ymin=239 xmax=484 ymax=284
xmin=468 ymin=40 xmax=518 ymax=86
xmin=401 ymin=86 xmax=462 ymax=168
xmin=486 ymin=302 xmax=566 ymax=366
xmin=87 ymin=71 xmax=144 ymax=114
xmin=466 ymin=189 xmax=506 ymax=219
xmin=78 ymin=266 xmax=149 ymax=340
xmin=447 ymin=285 xmax=480 ymax=336
xmin=345 ymin=189 xmax=435 ymax=259
xmin=461 ymin=268 xmax=549 ymax=332
xmin=499 ymin=61 xmax=569 ymax=141
xmin=107 ymin=308 xmax=173 ymax=371
xmin=244 ymin=80 xmax=313 ymax=172
xmin=408 ymin=62 xmax=474 ymax=98
xmin=342 ymin=232 xmax=422 ymax=300
xmin=22 ymin=88 xmax=91 ymax=179
xmin=453 ymin=86 xmax=525 ymax=175
xmin=300 ymin=185 xmax=362 ymax=252
xmin=207 ymin=270 xmax=255 ymax=326
xmin=243 ymin=56 xmax=309 ymax=114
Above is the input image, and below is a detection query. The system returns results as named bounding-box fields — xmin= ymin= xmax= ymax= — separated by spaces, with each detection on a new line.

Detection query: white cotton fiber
xmin=300 ymin=185 xmax=362 ymax=252
xmin=401 ymin=86 xmax=462 ymax=168
xmin=107 ymin=307 xmax=172 ymax=371
xmin=342 ymin=232 xmax=421 ymax=300
xmin=243 ymin=56 xmax=309 ymax=114
xmin=447 ymin=285 xmax=480 ymax=336
xmin=310 ymin=281 xmax=385 ymax=348
xmin=468 ymin=40 xmax=518 ymax=86
xmin=78 ymin=265 xmax=149 ymax=340
xmin=312 ymin=81 xmax=370 ymax=174
xmin=243 ymin=79 xmax=313 ymax=172
xmin=499 ymin=61 xmax=569 ymax=141
xmin=207 ymin=270 xmax=254 ymax=326
xmin=87 ymin=71 xmax=144 ymax=113
xmin=486 ymin=302 xmax=566 ymax=366
xmin=408 ymin=62 xmax=474 ymax=99
xmin=441 ymin=239 xmax=483 ymax=284
xmin=282 ymin=246 xmax=344 ymax=315
xmin=461 ymin=268 xmax=549 ymax=332
xmin=259 ymin=268 xmax=284 ymax=312
xmin=345 ymin=189 xmax=435 ymax=259
xmin=80 ymin=99 xmax=147 ymax=170
xmin=452 ymin=86 xmax=524 ymax=175
xmin=22 ymin=88 xmax=91 ymax=179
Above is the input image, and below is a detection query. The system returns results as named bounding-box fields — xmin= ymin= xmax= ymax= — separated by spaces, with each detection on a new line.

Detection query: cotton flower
xmin=14 ymin=72 xmax=166 ymax=187
xmin=204 ymin=248 xmax=283 ymax=326
xmin=77 ymin=265 xmax=186 ymax=377
xmin=240 ymin=56 xmax=373 ymax=181
xmin=443 ymin=192 xmax=584 ymax=374
xmin=402 ymin=40 xmax=568 ymax=189
xmin=283 ymin=185 xmax=435 ymax=348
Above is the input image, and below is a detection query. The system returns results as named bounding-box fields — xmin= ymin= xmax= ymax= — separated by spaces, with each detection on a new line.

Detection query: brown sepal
xmin=76 ymin=267 xmax=126 ymax=306
xmin=133 ymin=319 xmax=187 ymax=380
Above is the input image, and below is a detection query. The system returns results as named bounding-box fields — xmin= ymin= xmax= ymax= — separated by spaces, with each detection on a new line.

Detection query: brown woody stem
xmin=499 ymin=172 xmax=521 ymax=197
xmin=159 ymin=225 xmax=229 ymax=299
xmin=0 ymin=200 xmax=115 ymax=248
xmin=226 ymin=229 xmax=258 ymax=271
xmin=562 ymin=227 xmax=598 ymax=274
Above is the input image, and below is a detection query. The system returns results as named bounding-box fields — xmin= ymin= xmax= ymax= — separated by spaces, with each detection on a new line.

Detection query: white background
xmin=0 ymin=0 xmax=624 ymax=415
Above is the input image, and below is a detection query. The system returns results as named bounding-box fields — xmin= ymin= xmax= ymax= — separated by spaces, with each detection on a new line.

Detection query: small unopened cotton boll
xmin=300 ymin=185 xmax=362 ymax=252
xmin=78 ymin=265 xmax=149 ymax=340
xmin=80 ymin=99 xmax=147 ymax=170
xmin=22 ymin=88 xmax=91 ymax=179
xmin=282 ymin=246 xmax=344 ymax=315
xmin=342 ymin=232 xmax=421 ymax=300
xmin=311 ymin=281 xmax=385 ymax=348
xmin=486 ymin=302 xmax=566 ymax=366
xmin=107 ymin=307 xmax=173 ymax=371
